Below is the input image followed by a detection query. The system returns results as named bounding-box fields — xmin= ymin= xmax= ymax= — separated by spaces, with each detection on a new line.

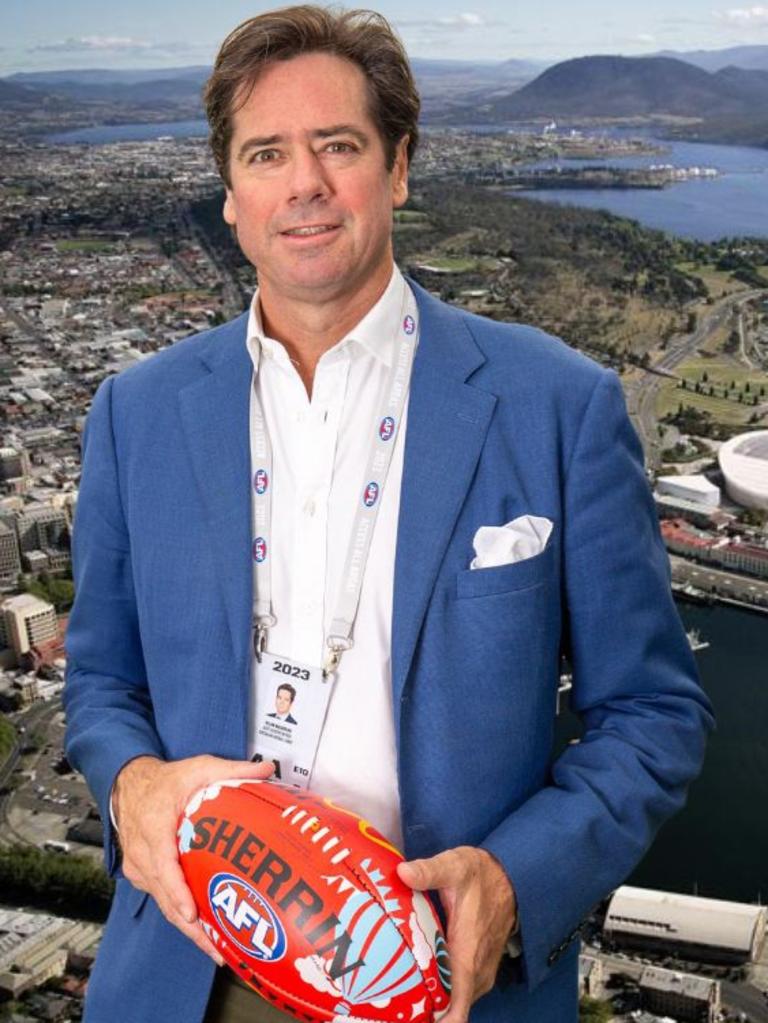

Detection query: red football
xmin=177 ymin=779 xmax=452 ymax=1022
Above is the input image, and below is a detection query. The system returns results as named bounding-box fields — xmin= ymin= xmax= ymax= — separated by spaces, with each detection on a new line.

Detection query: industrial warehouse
xmin=604 ymin=886 xmax=767 ymax=964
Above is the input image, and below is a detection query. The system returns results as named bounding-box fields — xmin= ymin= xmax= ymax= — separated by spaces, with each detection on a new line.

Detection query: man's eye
xmin=251 ymin=150 xmax=278 ymax=163
xmin=326 ymin=142 xmax=355 ymax=153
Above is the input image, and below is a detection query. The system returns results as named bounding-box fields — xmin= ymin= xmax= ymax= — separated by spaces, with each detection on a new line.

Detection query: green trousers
xmin=203 ymin=969 xmax=296 ymax=1023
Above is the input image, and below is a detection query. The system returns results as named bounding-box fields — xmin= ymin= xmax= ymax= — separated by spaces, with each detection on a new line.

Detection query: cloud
xmin=397 ymin=12 xmax=503 ymax=30
xmin=32 ymin=36 xmax=153 ymax=54
xmin=29 ymin=35 xmax=198 ymax=56
xmin=634 ymin=33 xmax=656 ymax=43
xmin=715 ymin=6 xmax=768 ymax=22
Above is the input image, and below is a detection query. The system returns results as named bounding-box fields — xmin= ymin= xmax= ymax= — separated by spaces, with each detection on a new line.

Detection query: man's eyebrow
xmin=236 ymin=134 xmax=282 ymax=161
xmin=313 ymin=124 xmax=369 ymax=145
xmin=236 ymin=124 xmax=369 ymax=162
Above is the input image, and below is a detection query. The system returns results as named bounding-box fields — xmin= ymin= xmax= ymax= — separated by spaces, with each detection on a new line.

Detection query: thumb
xmin=204 ymin=761 xmax=276 ymax=781
xmin=397 ymin=850 xmax=461 ymax=892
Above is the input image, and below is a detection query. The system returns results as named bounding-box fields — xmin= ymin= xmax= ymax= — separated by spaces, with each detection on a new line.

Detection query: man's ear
xmin=223 ymin=189 xmax=236 ymax=226
xmin=391 ymin=135 xmax=409 ymax=209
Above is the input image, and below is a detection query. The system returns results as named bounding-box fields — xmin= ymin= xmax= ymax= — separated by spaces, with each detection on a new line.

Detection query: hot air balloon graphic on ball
xmin=178 ymin=779 xmax=452 ymax=1022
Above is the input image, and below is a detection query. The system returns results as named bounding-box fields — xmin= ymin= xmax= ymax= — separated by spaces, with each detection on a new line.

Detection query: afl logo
xmin=363 ymin=482 xmax=379 ymax=507
xmin=379 ymin=416 xmax=395 ymax=441
xmin=253 ymin=469 xmax=269 ymax=495
xmin=403 ymin=314 xmax=416 ymax=335
xmin=252 ymin=537 xmax=267 ymax=563
xmin=208 ymin=873 xmax=286 ymax=963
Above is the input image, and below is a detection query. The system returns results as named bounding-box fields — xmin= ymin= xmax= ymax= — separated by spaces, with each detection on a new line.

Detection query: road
xmin=624 ymin=287 xmax=766 ymax=469
xmin=0 ymin=700 xmax=66 ymax=848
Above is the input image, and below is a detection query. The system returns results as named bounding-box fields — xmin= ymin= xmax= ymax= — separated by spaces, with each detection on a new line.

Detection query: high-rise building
xmin=0 ymin=520 xmax=21 ymax=584
xmin=15 ymin=505 xmax=69 ymax=553
xmin=0 ymin=446 xmax=25 ymax=483
xmin=0 ymin=593 xmax=59 ymax=665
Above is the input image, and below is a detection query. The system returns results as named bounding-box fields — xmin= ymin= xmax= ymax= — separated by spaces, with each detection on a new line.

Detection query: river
xmin=557 ymin=599 xmax=767 ymax=905
xmin=512 ymin=131 xmax=768 ymax=241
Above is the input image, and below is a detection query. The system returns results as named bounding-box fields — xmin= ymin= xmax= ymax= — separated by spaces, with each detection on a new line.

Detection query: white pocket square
xmin=471 ymin=515 xmax=553 ymax=570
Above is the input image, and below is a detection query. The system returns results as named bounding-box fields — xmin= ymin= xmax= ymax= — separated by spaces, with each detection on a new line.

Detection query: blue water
xmin=513 ymin=134 xmax=768 ymax=241
xmin=46 ymin=120 xmax=768 ymax=241
xmin=555 ymin=600 xmax=768 ymax=904
xmin=46 ymin=119 xmax=210 ymax=144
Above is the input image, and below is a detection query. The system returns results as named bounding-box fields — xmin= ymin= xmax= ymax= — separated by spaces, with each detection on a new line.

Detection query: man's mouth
xmin=281 ymin=224 xmax=338 ymax=237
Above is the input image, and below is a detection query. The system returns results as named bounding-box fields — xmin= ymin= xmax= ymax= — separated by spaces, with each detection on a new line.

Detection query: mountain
xmin=0 ymin=79 xmax=55 ymax=105
xmin=654 ymin=45 xmax=768 ymax=73
xmin=484 ymin=55 xmax=768 ymax=121
xmin=6 ymin=59 xmax=546 ymax=109
xmin=712 ymin=65 xmax=768 ymax=101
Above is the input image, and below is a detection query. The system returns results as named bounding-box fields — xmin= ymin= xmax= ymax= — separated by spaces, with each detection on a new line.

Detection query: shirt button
xmin=304 ymin=499 xmax=316 ymax=518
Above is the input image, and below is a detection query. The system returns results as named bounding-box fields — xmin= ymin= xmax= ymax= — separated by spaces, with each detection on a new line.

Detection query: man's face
xmin=223 ymin=51 xmax=409 ymax=309
xmin=275 ymin=687 xmax=293 ymax=715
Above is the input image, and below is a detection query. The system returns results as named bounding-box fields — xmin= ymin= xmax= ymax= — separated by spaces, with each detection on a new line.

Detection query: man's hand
xmin=113 ymin=754 xmax=274 ymax=965
xmin=397 ymin=846 xmax=517 ymax=1023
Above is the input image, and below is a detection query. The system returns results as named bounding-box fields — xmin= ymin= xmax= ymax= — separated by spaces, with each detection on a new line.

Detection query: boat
xmin=686 ymin=628 xmax=710 ymax=652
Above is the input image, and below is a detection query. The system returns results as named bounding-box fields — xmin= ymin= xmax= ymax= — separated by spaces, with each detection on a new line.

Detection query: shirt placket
xmin=289 ymin=352 xmax=350 ymax=665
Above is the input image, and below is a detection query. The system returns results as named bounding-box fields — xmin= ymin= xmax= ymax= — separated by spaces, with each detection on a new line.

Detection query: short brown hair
xmin=204 ymin=5 xmax=420 ymax=188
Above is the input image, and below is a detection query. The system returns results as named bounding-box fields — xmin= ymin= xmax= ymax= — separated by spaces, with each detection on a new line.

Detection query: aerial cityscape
xmin=1 ymin=3 xmax=768 ymax=1021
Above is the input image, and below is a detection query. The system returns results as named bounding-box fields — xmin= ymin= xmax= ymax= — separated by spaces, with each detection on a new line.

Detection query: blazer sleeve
xmin=64 ymin=375 xmax=166 ymax=875
xmin=480 ymin=368 xmax=716 ymax=992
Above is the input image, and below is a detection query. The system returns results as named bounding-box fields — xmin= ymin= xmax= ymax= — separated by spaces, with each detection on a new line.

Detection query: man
xmin=268 ymin=684 xmax=298 ymax=725
xmin=64 ymin=7 xmax=714 ymax=1023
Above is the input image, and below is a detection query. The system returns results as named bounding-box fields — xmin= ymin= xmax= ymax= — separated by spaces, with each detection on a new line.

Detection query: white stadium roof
xmin=718 ymin=430 xmax=768 ymax=511
xmin=604 ymin=886 xmax=766 ymax=955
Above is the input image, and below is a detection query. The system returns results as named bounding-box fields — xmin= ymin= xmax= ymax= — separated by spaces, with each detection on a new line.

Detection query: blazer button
xmin=547 ymin=949 xmax=560 ymax=966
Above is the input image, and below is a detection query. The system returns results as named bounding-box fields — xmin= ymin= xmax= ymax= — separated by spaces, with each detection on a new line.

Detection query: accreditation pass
xmin=249 ymin=652 xmax=333 ymax=789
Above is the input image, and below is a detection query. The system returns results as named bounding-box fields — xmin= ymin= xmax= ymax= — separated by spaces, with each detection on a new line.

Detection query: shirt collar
xmin=245 ymin=264 xmax=406 ymax=372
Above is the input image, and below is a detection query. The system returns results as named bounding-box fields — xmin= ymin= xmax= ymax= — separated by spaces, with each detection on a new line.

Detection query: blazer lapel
xmin=392 ymin=284 xmax=497 ymax=716
xmin=177 ymin=315 xmax=254 ymax=697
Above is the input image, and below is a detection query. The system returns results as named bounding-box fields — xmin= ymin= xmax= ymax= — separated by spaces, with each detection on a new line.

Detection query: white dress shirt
xmin=246 ymin=265 xmax=411 ymax=849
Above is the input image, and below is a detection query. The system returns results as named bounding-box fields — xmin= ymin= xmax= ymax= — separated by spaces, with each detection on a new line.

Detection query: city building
xmin=0 ymin=592 xmax=59 ymax=667
xmin=718 ymin=430 xmax=768 ymax=511
xmin=0 ymin=445 xmax=26 ymax=483
xmin=660 ymin=518 xmax=768 ymax=581
xmin=656 ymin=474 xmax=720 ymax=508
xmin=15 ymin=504 xmax=69 ymax=554
xmin=578 ymin=954 xmax=604 ymax=999
xmin=638 ymin=964 xmax=720 ymax=1023
xmin=0 ymin=518 xmax=22 ymax=584
xmin=0 ymin=907 xmax=101 ymax=999
xmin=604 ymin=886 xmax=767 ymax=964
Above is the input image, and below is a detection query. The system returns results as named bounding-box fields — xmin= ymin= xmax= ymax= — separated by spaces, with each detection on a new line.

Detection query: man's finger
xmin=397 ymin=849 xmax=465 ymax=892
xmin=189 ymin=756 xmax=275 ymax=789
xmin=155 ymin=832 xmax=198 ymax=923
xmin=161 ymin=899 xmax=224 ymax=966
xmin=437 ymin=952 xmax=474 ymax=1023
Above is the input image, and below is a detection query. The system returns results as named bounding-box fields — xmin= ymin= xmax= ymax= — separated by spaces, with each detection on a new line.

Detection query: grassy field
xmin=55 ymin=239 xmax=115 ymax=253
xmin=0 ymin=714 xmax=16 ymax=763
xmin=656 ymin=355 xmax=768 ymax=425
xmin=394 ymin=210 xmax=430 ymax=223
xmin=414 ymin=254 xmax=500 ymax=273
xmin=676 ymin=261 xmax=751 ymax=301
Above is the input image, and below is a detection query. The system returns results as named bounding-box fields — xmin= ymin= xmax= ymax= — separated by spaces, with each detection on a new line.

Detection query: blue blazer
xmin=64 ymin=280 xmax=714 ymax=1023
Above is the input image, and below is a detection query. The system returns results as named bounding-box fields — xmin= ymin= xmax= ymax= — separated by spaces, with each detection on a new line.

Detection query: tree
xmin=579 ymin=997 xmax=613 ymax=1022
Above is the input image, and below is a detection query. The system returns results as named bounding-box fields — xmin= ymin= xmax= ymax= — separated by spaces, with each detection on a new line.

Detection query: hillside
xmin=486 ymin=55 xmax=767 ymax=120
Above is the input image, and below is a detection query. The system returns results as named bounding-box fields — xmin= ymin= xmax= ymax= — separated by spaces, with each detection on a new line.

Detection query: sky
xmin=1 ymin=0 xmax=767 ymax=75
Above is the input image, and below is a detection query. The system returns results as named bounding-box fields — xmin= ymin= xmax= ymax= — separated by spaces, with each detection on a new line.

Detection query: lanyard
xmin=249 ymin=279 xmax=418 ymax=675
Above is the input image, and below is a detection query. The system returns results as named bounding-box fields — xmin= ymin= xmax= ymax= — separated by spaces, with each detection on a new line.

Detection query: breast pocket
xmin=455 ymin=540 xmax=556 ymax=599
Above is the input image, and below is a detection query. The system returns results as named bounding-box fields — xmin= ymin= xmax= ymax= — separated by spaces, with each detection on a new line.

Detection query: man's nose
xmin=288 ymin=148 xmax=331 ymax=204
